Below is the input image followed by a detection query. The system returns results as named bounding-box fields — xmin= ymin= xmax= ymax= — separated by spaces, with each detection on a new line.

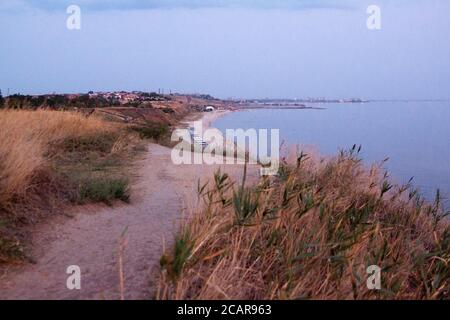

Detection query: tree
xmin=0 ymin=90 xmax=5 ymax=108
xmin=30 ymin=95 xmax=45 ymax=108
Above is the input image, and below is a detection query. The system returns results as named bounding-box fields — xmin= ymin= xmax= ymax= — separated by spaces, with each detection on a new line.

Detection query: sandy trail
xmin=0 ymin=139 xmax=256 ymax=300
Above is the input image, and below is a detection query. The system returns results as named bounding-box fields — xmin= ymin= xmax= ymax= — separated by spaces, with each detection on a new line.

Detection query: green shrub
xmin=131 ymin=122 xmax=169 ymax=140
xmin=77 ymin=178 xmax=130 ymax=205
xmin=62 ymin=133 xmax=118 ymax=154
xmin=162 ymin=108 xmax=175 ymax=114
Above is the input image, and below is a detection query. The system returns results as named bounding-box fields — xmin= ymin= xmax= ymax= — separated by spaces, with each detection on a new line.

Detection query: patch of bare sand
xmin=0 ymin=143 xmax=258 ymax=300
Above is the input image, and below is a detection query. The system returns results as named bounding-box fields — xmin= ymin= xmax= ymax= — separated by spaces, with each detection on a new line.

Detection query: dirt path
xmin=0 ymin=142 xmax=256 ymax=300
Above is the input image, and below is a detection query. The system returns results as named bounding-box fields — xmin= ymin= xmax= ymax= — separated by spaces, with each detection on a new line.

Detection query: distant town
xmin=0 ymin=90 xmax=220 ymax=109
xmin=233 ymin=97 xmax=368 ymax=105
xmin=0 ymin=89 xmax=372 ymax=111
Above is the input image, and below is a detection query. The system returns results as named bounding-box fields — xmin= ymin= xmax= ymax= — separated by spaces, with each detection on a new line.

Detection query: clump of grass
xmin=158 ymin=149 xmax=449 ymax=300
xmin=62 ymin=133 xmax=119 ymax=154
xmin=77 ymin=178 xmax=130 ymax=205
xmin=131 ymin=121 xmax=169 ymax=140
xmin=0 ymin=235 xmax=24 ymax=264
xmin=160 ymin=231 xmax=194 ymax=281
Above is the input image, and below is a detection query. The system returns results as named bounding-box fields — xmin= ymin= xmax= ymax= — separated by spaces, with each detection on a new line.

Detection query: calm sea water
xmin=213 ymin=102 xmax=450 ymax=202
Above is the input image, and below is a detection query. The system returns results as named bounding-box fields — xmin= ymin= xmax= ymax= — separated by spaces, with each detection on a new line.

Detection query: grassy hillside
xmin=0 ymin=109 xmax=143 ymax=263
xmin=158 ymin=148 xmax=449 ymax=300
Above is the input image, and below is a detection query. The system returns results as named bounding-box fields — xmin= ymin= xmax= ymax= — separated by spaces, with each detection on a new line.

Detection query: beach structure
xmin=188 ymin=127 xmax=208 ymax=148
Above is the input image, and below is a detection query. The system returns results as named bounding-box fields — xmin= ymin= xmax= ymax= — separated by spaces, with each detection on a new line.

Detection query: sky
xmin=1 ymin=0 xmax=450 ymax=99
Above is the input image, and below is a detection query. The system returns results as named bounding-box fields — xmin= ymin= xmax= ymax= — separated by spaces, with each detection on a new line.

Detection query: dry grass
xmin=0 ymin=109 xmax=140 ymax=263
xmin=158 ymin=147 xmax=449 ymax=300
xmin=0 ymin=109 xmax=118 ymax=205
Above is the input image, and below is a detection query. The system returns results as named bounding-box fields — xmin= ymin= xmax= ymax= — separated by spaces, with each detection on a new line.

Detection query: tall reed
xmin=159 ymin=147 xmax=449 ymax=300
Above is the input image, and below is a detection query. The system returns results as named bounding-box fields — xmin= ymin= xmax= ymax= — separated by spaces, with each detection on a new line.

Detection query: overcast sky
xmin=1 ymin=0 xmax=449 ymax=99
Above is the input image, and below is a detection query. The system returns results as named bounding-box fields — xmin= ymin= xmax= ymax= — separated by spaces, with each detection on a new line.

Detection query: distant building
xmin=204 ymin=106 xmax=215 ymax=112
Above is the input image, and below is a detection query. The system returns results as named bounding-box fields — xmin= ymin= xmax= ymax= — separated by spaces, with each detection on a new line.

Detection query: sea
xmin=213 ymin=101 xmax=450 ymax=204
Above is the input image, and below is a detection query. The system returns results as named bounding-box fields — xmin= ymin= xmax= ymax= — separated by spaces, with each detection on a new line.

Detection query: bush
xmin=162 ymin=108 xmax=175 ymax=114
xmin=62 ymin=133 xmax=118 ymax=154
xmin=131 ymin=122 xmax=169 ymax=140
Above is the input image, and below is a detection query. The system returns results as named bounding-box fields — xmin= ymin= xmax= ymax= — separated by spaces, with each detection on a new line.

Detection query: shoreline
xmin=180 ymin=109 xmax=233 ymax=130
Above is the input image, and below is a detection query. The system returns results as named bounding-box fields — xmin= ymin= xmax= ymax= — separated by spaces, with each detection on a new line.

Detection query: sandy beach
xmin=181 ymin=109 xmax=232 ymax=130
